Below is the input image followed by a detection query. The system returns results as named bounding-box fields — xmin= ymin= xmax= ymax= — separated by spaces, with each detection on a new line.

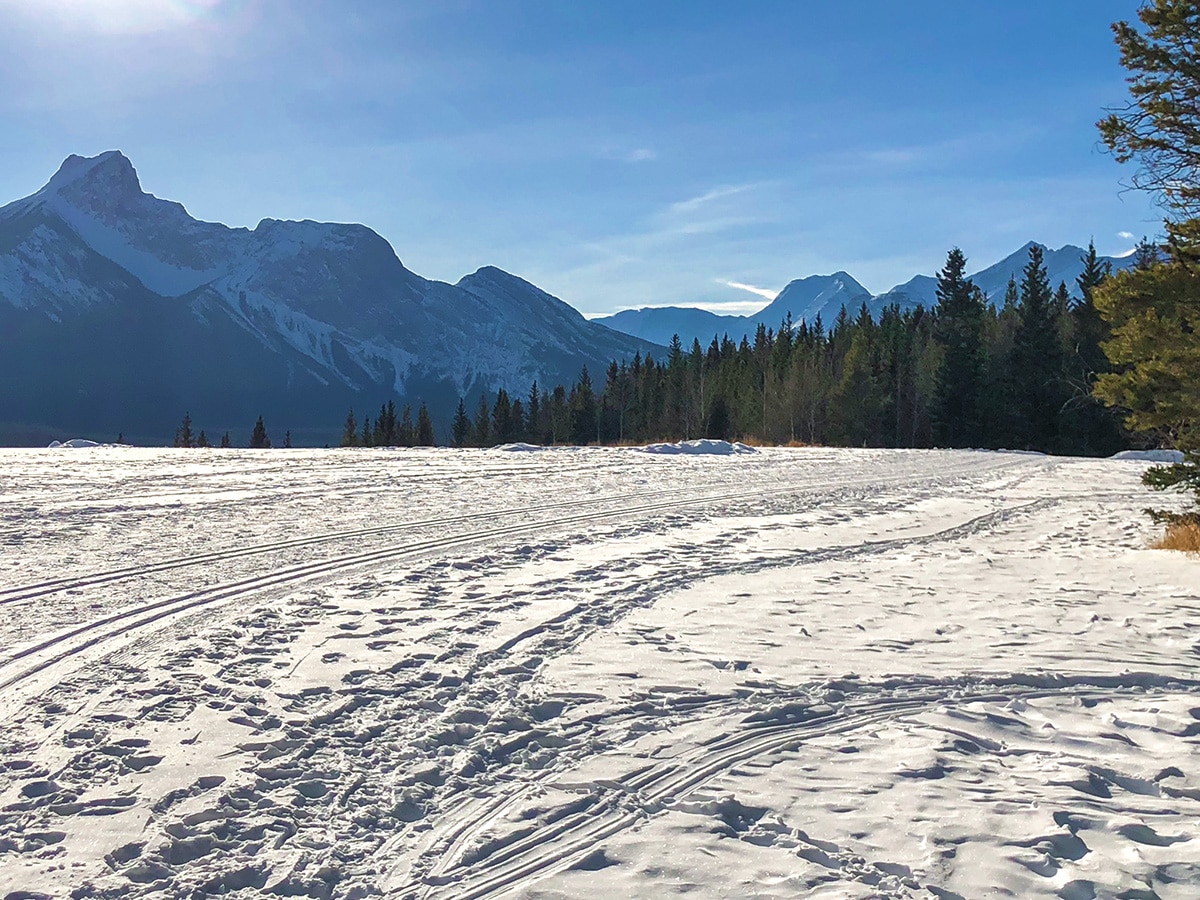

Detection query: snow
xmin=493 ymin=442 xmax=546 ymax=452
xmin=637 ymin=438 xmax=758 ymax=455
xmin=1111 ymin=449 xmax=1186 ymax=463
xmin=46 ymin=438 xmax=101 ymax=448
xmin=0 ymin=446 xmax=1196 ymax=899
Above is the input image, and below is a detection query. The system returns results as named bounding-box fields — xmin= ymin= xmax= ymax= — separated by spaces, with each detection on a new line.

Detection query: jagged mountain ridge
xmin=0 ymin=152 xmax=660 ymax=445
xmin=595 ymin=243 xmax=1135 ymax=347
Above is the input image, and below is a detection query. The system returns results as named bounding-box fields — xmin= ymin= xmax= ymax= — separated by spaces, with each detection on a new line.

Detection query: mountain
xmin=595 ymin=243 xmax=1135 ymax=347
xmin=597 ymin=272 xmax=871 ymax=348
xmin=754 ymin=272 xmax=872 ymax=328
xmin=0 ymin=152 xmax=660 ymax=445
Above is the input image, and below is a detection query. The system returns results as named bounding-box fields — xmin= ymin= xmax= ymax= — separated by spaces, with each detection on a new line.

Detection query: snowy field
xmin=0 ymin=446 xmax=1197 ymax=899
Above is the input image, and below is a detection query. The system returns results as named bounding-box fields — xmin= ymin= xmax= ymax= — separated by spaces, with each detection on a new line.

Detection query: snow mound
xmin=493 ymin=443 xmax=545 ymax=452
xmin=636 ymin=439 xmax=757 ymax=456
xmin=48 ymin=439 xmax=101 ymax=448
xmin=1111 ymin=449 xmax=1185 ymax=463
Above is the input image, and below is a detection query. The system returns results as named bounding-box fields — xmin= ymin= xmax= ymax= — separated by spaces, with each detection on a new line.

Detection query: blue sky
xmin=0 ymin=0 xmax=1162 ymax=315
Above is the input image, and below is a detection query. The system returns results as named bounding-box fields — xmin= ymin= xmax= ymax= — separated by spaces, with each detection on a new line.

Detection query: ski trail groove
xmin=0 ymin=482 xmax=833 ymax=696
xmin=413 ymin=675 xmax=1200 ymax=899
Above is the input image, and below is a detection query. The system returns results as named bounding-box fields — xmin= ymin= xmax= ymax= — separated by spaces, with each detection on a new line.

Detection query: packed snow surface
xmin=0 ymin=447 xmax=1196 ymax=899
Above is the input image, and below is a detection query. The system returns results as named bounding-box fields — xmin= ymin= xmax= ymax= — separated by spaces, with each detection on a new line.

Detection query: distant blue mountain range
xmin=594 ymin=242 xmax=1134 ymax=347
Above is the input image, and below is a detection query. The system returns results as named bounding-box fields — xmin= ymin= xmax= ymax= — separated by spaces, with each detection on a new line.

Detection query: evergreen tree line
xmin=421 ymin=242 xmax=1128 ymax=455
xmin=172 ymin=413 xmax=287 ymax=449
xmin=340 ymin=400 xmax=436 ymax=447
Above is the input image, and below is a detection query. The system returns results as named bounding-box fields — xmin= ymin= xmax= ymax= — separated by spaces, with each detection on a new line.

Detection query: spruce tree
xmin=492 ymin=389 xmax=515 ymax=444
xmin=473 ymin=393 xmax=491 ymax=447
xmin=250 ymin=416 xmax=271 ymax=449
xmin=399 ymin=405 xmax=415 ymax=447
xmin=931 ymin=248 xmax=986 ymax=447
xmin=1059 ymin=245 xmax=1123 ymax=456
xmin=451 ymin=398 xmax=471 ymax=447
xmin=511 ymin=398 xmax=527 ymax=442
xmin=341 ymin=409 xmax=358 ymax=447
xmin=284 ymin=430 xmax=292 ymax=449
xmin=417 ymin=403 xmax=435 ymax=446
xmin=374 ymin=404 xmax=388 ymax=446
xmin=527 ymin=382 xmax=542 ymax=443
xmin=570 ymin=367 xmax=598 ymax=445
xmin=1011 ymin=244 xmax=1066 ymax=450
xmin=196 ymin=430 xmax=211 ymax=448
xmin=385 ymin=401 xmax=398 ymax=445
xmin=360 ymin=416 xmax=373 ymax=447
xmin=174 ymin=412 xmax=194 ymax=448
xmin=220 ymin=432 xmax=231 ymax=449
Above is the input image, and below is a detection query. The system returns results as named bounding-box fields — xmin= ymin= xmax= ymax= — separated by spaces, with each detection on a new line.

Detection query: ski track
xmin=0 ymin=447 xmax=1194 ymax=900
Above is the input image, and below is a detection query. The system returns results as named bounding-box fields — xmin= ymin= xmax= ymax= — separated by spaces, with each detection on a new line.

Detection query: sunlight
xmin=5 ymin=0 xmax=232 ymax=34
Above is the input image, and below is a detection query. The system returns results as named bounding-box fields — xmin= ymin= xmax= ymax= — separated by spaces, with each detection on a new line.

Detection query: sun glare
xmin=8 ymin=0 xmax=233 ymax=34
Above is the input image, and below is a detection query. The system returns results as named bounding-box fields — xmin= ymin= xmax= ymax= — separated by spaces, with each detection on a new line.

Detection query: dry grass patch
xmin=1154 ymin=521 xmax=1200 ymax=554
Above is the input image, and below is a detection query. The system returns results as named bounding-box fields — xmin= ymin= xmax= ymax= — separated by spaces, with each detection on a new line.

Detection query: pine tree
xmin=284 ymin=430 xmax=292 ymax=449
xmin=174 ymin=412 xmax=194 ymax=448
xmin=250 ymin=416 xmax=271 ymax=449
xmin=451 ymin=398 xmax=471 ymax=447
xmin=417 ymin=403 xmax=435 ymax=446
xmin=1095 ymin=254 xmax=1200 ymax=523
xmin=341 ymin=409 xmax=358 ymax=447
xmin=196 ymin=430 xmax=211 ymax=448
xmin=1099 ymin=1 xmax=1200 ymax=224
xmin=1095 ymin=0 xmax=1200 ymax=524
xmin=220 ymin=431 xmax=231 ymax=449
xmin=360 ymin=416 xmax=373 ymax=447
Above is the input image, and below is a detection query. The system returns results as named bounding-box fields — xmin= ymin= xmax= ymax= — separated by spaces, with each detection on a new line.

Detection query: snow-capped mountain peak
xmin=0 ymin=151 xmax=660 ymax=443
xmin=41 ymin=150 xmax=141 ymax=200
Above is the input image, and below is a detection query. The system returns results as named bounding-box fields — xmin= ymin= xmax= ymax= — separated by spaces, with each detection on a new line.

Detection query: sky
xmin=0 ymin=0 xmax=1164 ymax=316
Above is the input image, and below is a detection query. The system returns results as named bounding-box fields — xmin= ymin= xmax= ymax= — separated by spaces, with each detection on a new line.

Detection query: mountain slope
xmin=0 ymin=152 xmax=661 ymax=445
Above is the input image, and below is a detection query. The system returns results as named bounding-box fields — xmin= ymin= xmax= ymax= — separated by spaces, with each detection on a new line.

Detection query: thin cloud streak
xmin=724 ymin=280 xmax=778 ymax=301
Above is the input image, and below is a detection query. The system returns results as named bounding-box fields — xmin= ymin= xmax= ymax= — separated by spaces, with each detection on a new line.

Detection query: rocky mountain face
xmin=594 ymin=243 xmax=1135 ymax=348
xmin=0 ymin=152 xmax=659 ymax=445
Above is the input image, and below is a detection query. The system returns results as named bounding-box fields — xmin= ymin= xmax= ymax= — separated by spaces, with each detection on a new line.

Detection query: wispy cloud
xmin=724 ymin=280 xmax=778 ymax=301
xmin=1117 ymin=230 xmax=1135 ymax=240
xmin=623 ymin=147 xmax=656 ymax=162
xmin=669 ymin=184 xmax=756 ymax=216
